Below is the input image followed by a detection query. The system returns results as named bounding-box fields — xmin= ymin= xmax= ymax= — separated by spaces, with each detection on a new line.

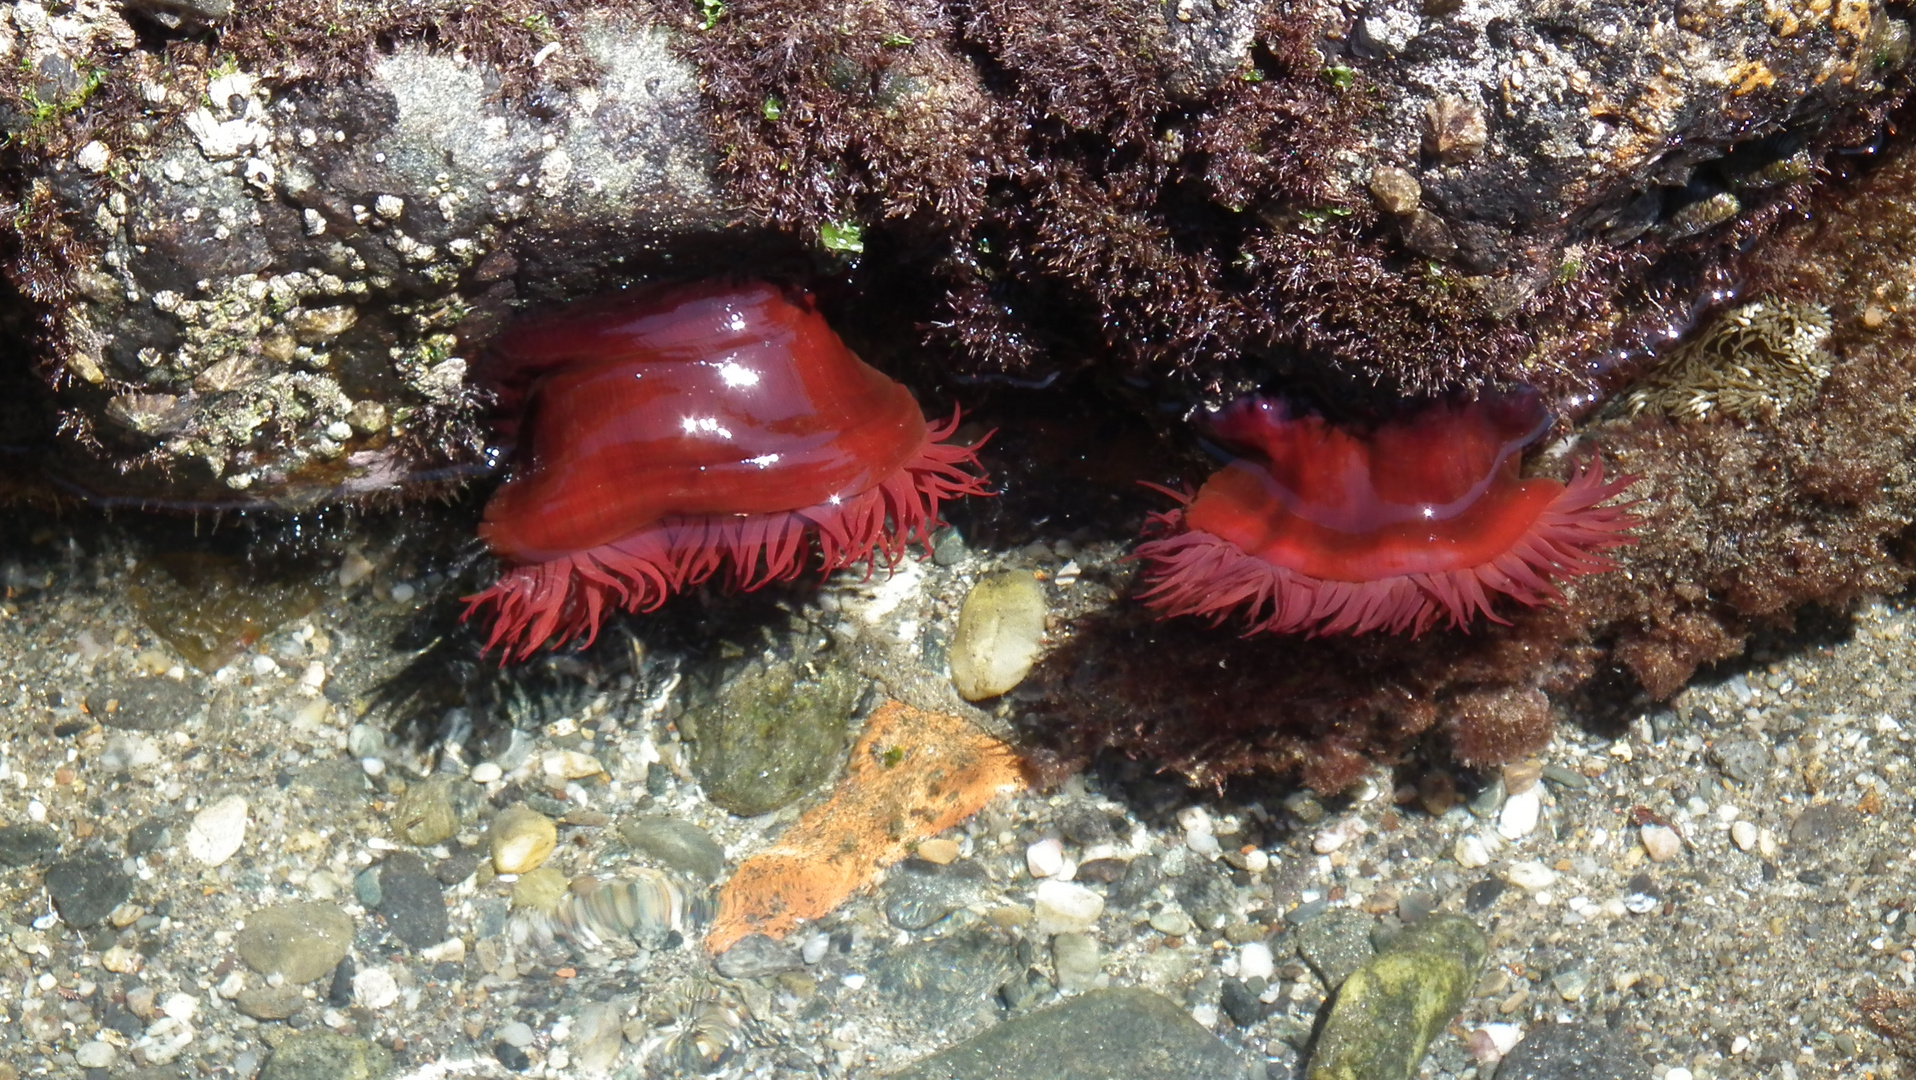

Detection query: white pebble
xmin=186 ymin=796 xmax=248 ymax=867
xmin=361 ymin=757 xmax=386 ymax=778
xmin=353 ymin=967 xmax=400 ymax=1010
xmin=1503 ymin=860 xmax=1557 ymax=891
xmin=1496 ymin=787 xmax=1542 ymax=840
xmin=390 ymin=582 xmax=416 ymax=603
xmin=300 ymin=662 xmax=327 ymax=689
xmin=1185 ymin=829 xmax=1221 ymax=857
xmin=1640 ymin=824 xmax=1681 ymax=862
xmin=1237 ymin=941 xmax=1275 ymax=981
xmin=1314 ymin=817 xmax=1364 ymax=854
xmin=801 ymin=932 xmax=831 ymax=965
xmin=1026 ymin=837 xmax=1066 ymax=878
xmin=470 ymin=762 xmax=503 ymax=784
xmin=1454 ymin=833 xmax=1493 ymax=869
xmin=498 ymin=1021 xmax=535 ymax=1048
xmin=1241 ymin=849 xmax=1269 ymax=873
xmin=75 ymin=1040 xmax=116 ymax=1068
xmin=1730 ymin=820 xmax=1758 ymax=852
xmin=1665 ymin=1069 xmax=1694 ymax=1080
xmin=1756 ymin=827 xmax=1778 ymax=859
xmin=26 ymin=800 xmax=45 ymax=823
xmin=1032 ymin=880 xmax=1105 ymax=934
xmin=162 ymin=993 xmax=198 ymax=1022
xmin=251 ymin=654 xmax=279 ymax=677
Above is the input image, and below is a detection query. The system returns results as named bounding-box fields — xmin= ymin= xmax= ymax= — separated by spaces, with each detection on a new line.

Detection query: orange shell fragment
xmin=707 ymin=700 xmax=1028 ymax=952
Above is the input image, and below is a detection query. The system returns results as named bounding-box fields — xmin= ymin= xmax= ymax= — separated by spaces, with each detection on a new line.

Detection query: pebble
xmin=1454 ymin=833 xmax=1494 ymax=869
xmin=1497 ymin=787 xmax=1542 ymax=840
xmin=353 ymin=967 xmax=400 ymax=1009
xmin=1238 ymin=941 xmax=1275 ymax=981
xmin=1504 ymin=861 xmax=1557 ymax=891
xmin=1314 ymin=817 xmax=1364 ymax=853
xmin=917 ymin=837 xmax=961 ymax=864
xmin=1032 ymin=880 xmax=1105 ymax=934
xmin=236 ymin=984 xmax=306 ymax=1020
xmin=1026 ymin=837 xmax=1066 ymax=878
xmin=1148 ymin=908 xmax=1193 ymax=936
xmin=1052 ymin=932 xmax=1101 ymax=992
xmin=488 ymin=805 xmax=558 ymax=874
xmin=495 ymin=1041 xmax=532 ymax=1072
xmin=187 ymin=794 xmax=249 ymax=866
xmin=948 ymin=570 xmax=1048 ymax=700
xmin=0 ymin=824 xmax=58 ymax=868
xmin=235 ymin=902 xmax=355 ymax=984
xmin=74 ymin=1040 xmax=116 ymax=1068
xmin=617 ymin=816 xmax=726 ymax=882
xmin=571 ymin=1001 xmax=624 ymax=1075
xmin=883 ymin=859 xmax=990 ymax=930
xmin=1731 ymin=820 xmax=1758 ymax=851
xmin=1640 ymin=824 xmax=1682 ymax=862
xmin=390 ymin=778 xmax=459 ymax=847
xmin=470 ymin=761 xmax=503 ymax=784
xmin=45 ymin=857 xmax=133 ymax=929
xmin=136 ymin=1016 xmax=194 ymax=1065
xmin=714 ymin=934 xmax=802 ymax=978
xmin=259 ymin=1031 xmax=395 ymax=1080
xmin=543 ymin=749 xmax=605 ymax=780
xmin=1308 ymin=915 xmax=1487 ymax=1080
xmin=374 ymin=854 xmax=450 ymax=948
xmin=497 ymin=1021 xmax=536 ymax=1048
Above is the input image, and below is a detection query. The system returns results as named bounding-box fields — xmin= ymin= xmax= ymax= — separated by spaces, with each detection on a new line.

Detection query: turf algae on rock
xmin=681 ymin=658 xmax=863 ymax=816
xmin=1306 ymin=914 xmax=1487 ymax=1080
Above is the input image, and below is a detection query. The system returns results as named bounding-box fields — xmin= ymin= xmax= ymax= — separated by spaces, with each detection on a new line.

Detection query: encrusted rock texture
xmin=1024 ymin=125 xmax=1916 ymax=791
xmin=6 ymin=0 xmax=1916 ymax=791
xmin=1 ymin=0 xmax=1908 ymax=503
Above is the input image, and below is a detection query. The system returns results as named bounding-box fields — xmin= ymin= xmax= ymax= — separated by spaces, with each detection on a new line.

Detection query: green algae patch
xmin=129 ymin=552 xmax=323 ymax=672
xmin=1307 ymin=914 xmax=1487 ymax=1080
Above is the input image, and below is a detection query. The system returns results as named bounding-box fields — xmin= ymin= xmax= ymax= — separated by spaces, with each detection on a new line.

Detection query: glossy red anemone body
xmin=1134 ymin=392 xmax=1636 ymax=636
xmin=465 ymin=280 xmax=991 ymax=659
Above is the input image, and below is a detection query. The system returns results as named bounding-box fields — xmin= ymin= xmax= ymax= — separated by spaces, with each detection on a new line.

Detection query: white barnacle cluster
xmin=1625 ymin=299 xmax=1834 ymax=423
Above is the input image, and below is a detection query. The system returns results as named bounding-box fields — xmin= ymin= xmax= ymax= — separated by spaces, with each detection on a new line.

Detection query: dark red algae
xmin=464 ymin=281 xmax=992 ymax=659
xmin=1134 ymin=392 xmax=1639 ymax=635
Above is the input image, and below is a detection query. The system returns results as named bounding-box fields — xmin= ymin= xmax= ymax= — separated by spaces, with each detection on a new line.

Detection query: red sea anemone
xmin=1134 ymin=392 xmax=1636 ymax=636
xmin=464 ymin=281 xmax=992 ymax=659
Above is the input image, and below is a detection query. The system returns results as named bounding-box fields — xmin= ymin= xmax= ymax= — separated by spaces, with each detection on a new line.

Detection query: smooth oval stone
xmin=488 ymin=805 xmax=557 ymax=874
xmin=949 ymin=570 xmax=1047 ymax=701
xmin=1306 ymin=914 xmax=1488 ymax=1080
xmin=235 ymin=902 xmax=354 ymax=984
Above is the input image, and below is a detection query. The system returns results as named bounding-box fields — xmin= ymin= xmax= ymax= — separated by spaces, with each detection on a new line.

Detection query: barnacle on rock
xmin=1624 ymin=299 xmax=1833 ymax=422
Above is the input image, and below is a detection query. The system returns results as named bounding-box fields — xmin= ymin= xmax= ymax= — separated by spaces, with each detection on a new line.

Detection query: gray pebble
xmin=1052 ymin=932 xmax=1101 ymax=992
xmin=0 ymin=823 xmax=59 ymax=867
xmin=883 ymin=858 xmax=989 ymax=931
xmin=260 ymin=1031 xmax=394 ymax=1080
xmin=618 ymin=815 xmax=727 ymax=882
xmin=1296 ymin=908 xmax=1376 ymax=990
xmin=714 ymin=934 xmax=802 ymax=979
xmin=45 ymin=857 xmax=133 ymax=929
xmin=236 ymin=902 xmax=355 ymax=984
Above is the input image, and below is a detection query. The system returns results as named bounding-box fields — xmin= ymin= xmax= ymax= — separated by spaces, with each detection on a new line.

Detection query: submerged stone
xmin=261 ymin=1031 xmax=394 ymax=1080
xmin=681 ymin=658 xmax=863 ymax=816
xmin=128 ymin=553 xmax=322 ymax=672
xmin=892 ymin=987 xmax=1254 ymax=1080
xmin=1306 ymin=914 xmax=1487 ymax=1080
xmin=949 ymin=570 xmax=1047 ymax=701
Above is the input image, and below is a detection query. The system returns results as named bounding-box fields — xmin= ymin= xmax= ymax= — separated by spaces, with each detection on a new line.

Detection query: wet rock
xmin=288 ymin=759 xmax=369 ymax=803
xmin=1494 ymin=1021 xmax=1634 ymax=1080
xmin=1306 ymin=914 xmax=1488 ymax=1080
xmin=681 ymin=658 xmax=862 ymax=816
xmin=235 ymin=984 xmax=306 ymax=1021
xmin=0 ymin=824 xmax=59 ymax=867
xmin=1051 ymin=932 xmax=1101 ymax=992
xmin=617 ymin=815 xmax=725 ymax=882
xmin=11 ymin=15 xmax=727 ymax=509
xmin=88 ymin=677 xmax=202 ymax=731
xmin=372 ymin=853 xmax=449 ymax=948
xmin=487 ymin=805 xmax=557 ymax=874
xmin=1296 ymin=907 xmax=1376 ymax=990
xmin=873 ymin=930 xmax=1019 ymax=1032
xmin=891 ymin=987 xmax=1252 ymax=1080
xmin=389 ymin=777 xmax=459 ymax=847
xmin=1710 ymin=737 xmax=1771 ymax=785
xmin=46 ymin=857 xmax=133 ymax=929
xmin=712 ymin=934 xmax=801 ymax=979
xmin=949 ymin=570 xmax=1048 ymax=701
xmin=883 ymin=858 xmax=991 ymax=931
xmin=235 ymin=902 xmax=355 ymax=984
xmin=1790 ymin=804 xmax=1859 ymax=846
xmin=260 ymin=1031 xmax=394 ymax=1080
xmin=185 ymin=794 xmax=249 ymax=866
